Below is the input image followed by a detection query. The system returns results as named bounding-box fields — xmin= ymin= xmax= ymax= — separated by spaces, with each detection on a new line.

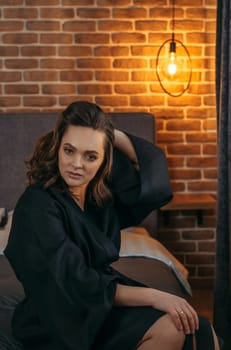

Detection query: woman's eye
xmin=86 ymin=154 xmax=97 ymax=161
xmin=64 ymin=147 xmax=73 ymax=155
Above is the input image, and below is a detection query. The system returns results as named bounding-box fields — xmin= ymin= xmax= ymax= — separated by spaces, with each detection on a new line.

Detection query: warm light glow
xmin=156 ymin=39 xmax=192 ymax=97
xmin=168 ymin=52 xmax=177 ymax=75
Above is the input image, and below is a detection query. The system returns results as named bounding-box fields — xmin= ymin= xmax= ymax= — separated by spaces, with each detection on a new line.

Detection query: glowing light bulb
xmin=168 ymin=51 xmax=177 ymax=75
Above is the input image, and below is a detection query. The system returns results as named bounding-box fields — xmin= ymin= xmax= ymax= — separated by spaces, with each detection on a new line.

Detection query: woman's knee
xmin=143 ymin=314 xmax=185 ymax=346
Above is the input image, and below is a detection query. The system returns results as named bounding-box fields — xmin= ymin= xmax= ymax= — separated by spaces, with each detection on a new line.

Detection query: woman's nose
xmin=72 ymin=155 xmax=83 ymax=168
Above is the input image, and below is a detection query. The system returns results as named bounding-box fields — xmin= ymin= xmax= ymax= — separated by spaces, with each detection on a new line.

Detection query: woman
xmin=5 ymin=101 xmax=220 ymax=350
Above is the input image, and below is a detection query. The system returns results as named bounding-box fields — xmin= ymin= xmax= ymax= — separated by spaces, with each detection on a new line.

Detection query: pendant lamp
xmin=156 ymin=0 xmax=192 ymax=97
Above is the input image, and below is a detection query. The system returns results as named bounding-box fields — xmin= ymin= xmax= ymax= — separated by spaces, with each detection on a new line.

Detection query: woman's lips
xmin=67 ymin=171 xmax=83 ymax=179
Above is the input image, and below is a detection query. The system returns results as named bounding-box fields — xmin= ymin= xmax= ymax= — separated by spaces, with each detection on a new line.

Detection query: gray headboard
xmin=0 ymin=112 xmax=157 ymax=234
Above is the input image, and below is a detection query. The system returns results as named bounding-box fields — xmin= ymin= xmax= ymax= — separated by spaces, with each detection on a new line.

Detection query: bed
xmin=0 ymin=111 xmax=192 ymax=349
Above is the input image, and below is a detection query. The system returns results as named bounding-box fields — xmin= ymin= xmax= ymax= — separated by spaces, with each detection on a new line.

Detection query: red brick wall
xmin=0 ymin=0 xmax=217 ymax=288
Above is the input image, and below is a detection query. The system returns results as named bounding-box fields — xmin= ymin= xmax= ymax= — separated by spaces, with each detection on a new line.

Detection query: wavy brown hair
xmin=26 ymin=101 xmax=115 ymax=206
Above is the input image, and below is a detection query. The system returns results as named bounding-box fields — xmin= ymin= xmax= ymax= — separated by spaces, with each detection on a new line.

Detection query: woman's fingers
xmin=172 ymin=302 xmax=199 ymax=334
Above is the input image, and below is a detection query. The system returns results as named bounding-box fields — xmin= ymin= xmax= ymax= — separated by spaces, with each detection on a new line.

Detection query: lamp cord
xmin=171 ymin=0 xmax=175 ymax=42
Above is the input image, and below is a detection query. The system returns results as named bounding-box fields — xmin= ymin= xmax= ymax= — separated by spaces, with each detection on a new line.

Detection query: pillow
xmin=0 ymin=211 xmax=13 ymax=255
xmin=120 ymin=228 xmax=192 ymax=295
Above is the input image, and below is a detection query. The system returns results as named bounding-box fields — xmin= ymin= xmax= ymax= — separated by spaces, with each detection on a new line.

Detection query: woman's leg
xmin=135 ymin=314 xmax=185 ymax=350
xmin=136 ymin=314 xmax=220 ymax=350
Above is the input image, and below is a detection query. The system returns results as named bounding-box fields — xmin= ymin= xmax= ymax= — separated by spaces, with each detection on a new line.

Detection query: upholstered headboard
xmin=0 ymin=111 xmax=157 ymax=234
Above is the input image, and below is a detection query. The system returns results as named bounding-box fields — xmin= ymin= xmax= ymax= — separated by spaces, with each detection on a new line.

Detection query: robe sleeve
xmin=110 ymin=133 xmax=173 ymax=229
xmin=4 ymin=188 xmax=118 ymax=350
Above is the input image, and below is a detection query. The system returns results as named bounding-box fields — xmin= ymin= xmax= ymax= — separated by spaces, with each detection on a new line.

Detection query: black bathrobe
xmin=4 ymin=134 xmax=173 ymax=350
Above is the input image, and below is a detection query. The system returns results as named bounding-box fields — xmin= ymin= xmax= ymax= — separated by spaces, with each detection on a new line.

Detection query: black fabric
xmin=4 ymin=135 xmax=172 ymax=350
xmin=214 ymin=0 xmax=231 ymax=346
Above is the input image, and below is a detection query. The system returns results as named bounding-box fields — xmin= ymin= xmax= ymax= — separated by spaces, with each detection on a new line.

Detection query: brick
xmin=40 ymin=33 xmax=72 ymax=44
xmin=162 ymin=216 xmax=196 ymax=229
xmin=175 ymin=20 xmax=204 ymax=31
xmin=0 ymin=47 xmax=18 ymax=56
xmin=113 ymin=8 xmax=147 ymax=18
xmin=40 ymin=8 xmax=75 ymax=18
xmin=78 ymin=84 xmax=112 ymax=94
xmin=198 ymin=241 xmax=215 ymax=252
xmin=96 ymin=71 xmax=129 ymax=81
xmin=131 ymin=71 xmax=156 ymax=81
xmin=0 ymin=71 xmax=21 ymax=82
xmin=131 ymin=46 xmax=159 ymax=56
xmin=95 ymin=96 xmax=128 ymax=107
xmin=77 ymin=8 xmax=110 ymax=18
xmin=164 ymin=241 xmax=196 ymax=253
xmin=186 ymin=108 xmax=216 ymax=118
xmin=187 ymin=32 xmax=215 ymax=44
xmin=23 ymin=96 xmax=57 ymax=107
xmin=169 ymin=169 xmax=201 ymax=180
xmin=189 ymin=278 xmax=214 ymax=289
xmin=98 ymin=0 xmax=131 ymax=5
xmin=150 ymin=7 xmax=183 ymax=18
xmin=24 ymin=71 xmax=58 ymax=81
xmin=21 ymin=46 xmax=56 ymax=56
xmin=186 ymin=254 xmax=215 ymax=265
xmin=186 ymin=8 xmax=211 ymax=18
xmin=60 ymin=71 xmax=93 ymax=81
xmin=170 ymin=182 xmax=186 ymax=192
xmin=198 ymin=267 xmax=215 ymax=277
xmin=135 ymin=20 xmax=167 ymax=31
xmin=114 ymin=84 xmax=147 ymax=94
xmin=134 ymin=0 xmax=167 ymax=4
xmin=4 ymin=8 xmax=38 ymax=18
xmin=0 ymin=21 xmax=23 ymax=31
xmin=187 ymin=157 xmax=217 ymax=168
xmin=130 ymin=95 xmax=164 ymax=106
xmin=63 ymin=0 xmax=93 ymax=4
xmin=113 ymin=58 xmax=147 ymax=69
xmin=63 ymin=21 xmax=95 ymax=32
xmin=204 ymin=95 xmax=216 ymax=106
xmin=166 ymin=156 xmax=185 ymax=167
xmin=204 ymin=169 xmax=217 ymax=179
xmin=5 ymin=59 xmax=38 ymax=69
xmin=77 ymin=58 xmax=111 ymax=69
xmin=156 ymin=229 xmax=180 ymax=241
xmin=0 ymin=0 xmax=23 ymax=4
xmin=199 ymin=215 xmax=217 ymax=228
xmin=168 ymin=96 xmax=202 ymax=107
xmin=157 ymin=132 xmax=184 ymax=144
xmin=5 ymin=84 xmax=39 ymax=94
xmin=40 ymin=59 xmax=75 ymax=69
xmin=26 ymin=21 xmax=60 ymax=31
xmin=0 ymin=96 xmax=20 ymax=107
xmin=182 ymin=230 xmax=214 ymax=240
xmin=95 ymin=46 xmax=129 ymax=56
xmin=59 ymin=96 xmax=94 ymax=107
xmin=186 ymin=132 xmax=217 ymax=143
xmin=42 ymin=84 xmax=76 ymax=94
xmin=26 ymin=0 xmax=59 ymax=4
xmin=167 ymin=144 xmax=200 ymax=155
xmin=166 ymin=120 xmax=201 ymax=131
xmin=112 ymin=33 xmax=146 ymax=44
xmin=3 ymin=33 xmax=37 ymax=44
xmin=59 ymin=46 xmax=92 ymax=56
xmin=154 ymin=109 xmax=184 ymax=119
xmin=188 ymin=181 xmax=217 ymax=192
xmin=75 ymin=33 xmax=109 ymax=44
xmin=98 ymin=20 xmax=132 ymax=31
xmin=204 ymin=119 xmax=217 ymax=130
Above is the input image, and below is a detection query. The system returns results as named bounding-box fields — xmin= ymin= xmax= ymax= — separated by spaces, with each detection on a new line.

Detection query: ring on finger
xmin=178 ymin=310 xmax=185 ymax=316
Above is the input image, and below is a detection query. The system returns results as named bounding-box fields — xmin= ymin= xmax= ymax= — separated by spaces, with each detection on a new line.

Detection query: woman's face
xmin=58 ymin=125 xmax=105 ymax=190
